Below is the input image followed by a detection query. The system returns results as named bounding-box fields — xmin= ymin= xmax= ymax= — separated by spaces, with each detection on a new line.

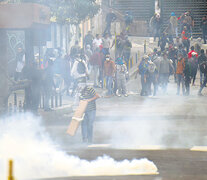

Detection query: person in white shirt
xmin=93 ymin=34 xmax=102 ymax=51
xmin=71 ymin=54 xmax=89 ymax=96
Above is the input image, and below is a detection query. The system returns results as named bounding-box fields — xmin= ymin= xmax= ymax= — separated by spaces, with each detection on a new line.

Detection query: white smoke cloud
xmin=0 ymin=113 xmax=158 ymax=179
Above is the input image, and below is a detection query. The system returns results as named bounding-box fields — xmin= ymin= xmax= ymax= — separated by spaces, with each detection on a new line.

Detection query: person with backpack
xmin=159 ymin=52 xmax=174 ymax=94
xmin=115 ymin=57 xmax=128 ymax=97
xmin=136 ymin=55 xmax=149 ymax=96
xmin=176 ymin=53 xmax=185 ymax=95
xmin=198 ymin=49 xmax=207 ymax=86
xmin=147 ymin=60 xmax=158 ymax=96
xmin=71 ymin=54 xmax=89 ymax=96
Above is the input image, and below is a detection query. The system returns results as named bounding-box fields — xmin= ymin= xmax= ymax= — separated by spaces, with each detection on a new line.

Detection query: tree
xmin=20 ymin=0 xmax=100 ymax=24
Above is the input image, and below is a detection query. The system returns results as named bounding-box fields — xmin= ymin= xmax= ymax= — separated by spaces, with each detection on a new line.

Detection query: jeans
xmin=177 ymin=74 xmax=185 ymax=95
xmin=81 ymin=110 xmax=96 ymax=143
xmin=106 ymin=76 xmax=113 ymax=95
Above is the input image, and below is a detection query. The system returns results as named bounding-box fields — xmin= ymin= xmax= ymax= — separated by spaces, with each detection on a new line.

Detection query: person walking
xmin=147 ymin=60 xmax=158 ymax=96
xmin=115 ymin=57 xmax=128 ymax=97
xmin=102 ymin=33 xmax=111 ymax=56
xmin=93 ymin=34 xmax=102 ymax=51
xmin=84 ymin=31 xmax=94 ymax=49
xmin=104 ymin=54 xmax=116 ymax=97
xmin=159 ymin=52 xmax=174 ymax=93
xmin=198 ymin=49 xmax=207 ymax=86
xmin=183 ymin=58 xmax=192 ymax=96
xmin=79 ymin=83 xmax=100 ymax=144
xmin=103 ymin=10 xmax=117 ymax=36
xmin=182 ymin=26 xmax=190 ymax=53
xmin=170 ymin=12 xmax=178 ymax=37
xmin=122 ymin=36 xmax=132 ymax=70
xmin=189 ymin=52 xmax=198 ymax=86
xmin=137 ymin=55 xmax=149 ymax=96
xmin=176 ymin=53 xmax=185 ymax=95
xmin=200 ymin=15 xmax=207 ymax=44
xmin=71 ymin=54 xmax=89 ymax=96
xmin=89 ymin=48 xmax=104 ymax=88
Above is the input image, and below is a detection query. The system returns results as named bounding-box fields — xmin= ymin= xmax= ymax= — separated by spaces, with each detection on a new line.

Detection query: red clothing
xmin=188 ymin=50 xmax=198 ymax=59
xmin=182 ymin=31 xmax=188 ymax=40
xmin=104 ymin=60 xmax=115 ymax=76
xmin=176 ymin=58 xmax=185 ymax=74
xmin=89 ymin=52 xmax=104 ymax=67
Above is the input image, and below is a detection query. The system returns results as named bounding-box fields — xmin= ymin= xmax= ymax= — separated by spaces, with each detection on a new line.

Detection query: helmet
xmin=171 ymin=12 xmax=175 ymax=16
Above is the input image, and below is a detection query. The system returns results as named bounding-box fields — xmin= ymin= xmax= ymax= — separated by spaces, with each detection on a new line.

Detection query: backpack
xmin=138 ymin=61 xmax=148 ymax=74
xmin=200 ymin=62 xmax=207 ymax=74
xmin=148 ymin=62 xmax=156 ymax=74
xmin=77 ymin=60 xmax=86 ymax=74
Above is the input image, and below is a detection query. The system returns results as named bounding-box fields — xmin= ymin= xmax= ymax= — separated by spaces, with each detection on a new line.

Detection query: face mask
xmin=106 ymin=58 xmax=110 ymax=61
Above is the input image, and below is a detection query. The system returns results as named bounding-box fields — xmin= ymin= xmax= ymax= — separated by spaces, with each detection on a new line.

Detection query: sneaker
xmin=124 ymin=94 xmax=128 ymax=97
xmin=117 ymin=94 xmax=121 ymax=97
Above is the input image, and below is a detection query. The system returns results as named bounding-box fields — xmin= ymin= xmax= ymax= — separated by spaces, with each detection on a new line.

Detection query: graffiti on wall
xmin=7 ymin=31 xmax=25 ymax=76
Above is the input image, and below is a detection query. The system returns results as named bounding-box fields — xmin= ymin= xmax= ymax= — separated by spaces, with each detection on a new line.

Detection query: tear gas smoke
xmin=0 ymin=113 xmax=158 ymax=179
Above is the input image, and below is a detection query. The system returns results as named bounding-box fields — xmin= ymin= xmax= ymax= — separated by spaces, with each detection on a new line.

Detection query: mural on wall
xmin=7 ymin=31 xmax=25 ymax=76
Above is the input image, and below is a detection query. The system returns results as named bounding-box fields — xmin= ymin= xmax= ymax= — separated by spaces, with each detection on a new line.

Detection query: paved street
xmin=37 ymin=74 xmax=207 ymax=180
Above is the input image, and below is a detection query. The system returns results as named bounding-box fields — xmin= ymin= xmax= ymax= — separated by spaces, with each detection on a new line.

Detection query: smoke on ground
xmin=0 ymin=113 xmax=158 ymax=179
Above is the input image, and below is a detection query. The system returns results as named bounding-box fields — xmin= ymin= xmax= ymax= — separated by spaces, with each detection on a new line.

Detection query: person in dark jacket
xmin=200 ymin=15 xmax=207 ymax=44
xmin=183 ymin=58 xmax=192 ymax=96
xmin=103 ymin=10 xmax=117 ymax=36
xmin=159 ymin=32 xmax=169 ymax=52
xmin=198 ymin=49 xmax=207 ymax=86
xmin=198 ymin=60 xmax=207 ymax=96
xmin=22 ymin=62 xmax=42 ymax=114
xmin=42 ymin=60 xmax=55 ymax=111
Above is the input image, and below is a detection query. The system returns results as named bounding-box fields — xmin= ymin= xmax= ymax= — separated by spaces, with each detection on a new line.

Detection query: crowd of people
xmin=14 ymin=9 xmax=207 ymax=113
xmin=136 ymin=45 xmax=207 ymax=97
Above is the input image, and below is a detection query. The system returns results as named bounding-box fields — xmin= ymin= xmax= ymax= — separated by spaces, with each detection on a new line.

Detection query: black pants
xmin=192 ymin=68 xmax=198 ymax=85
xmin=183 ymin=39 xmax=190 ymax=53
